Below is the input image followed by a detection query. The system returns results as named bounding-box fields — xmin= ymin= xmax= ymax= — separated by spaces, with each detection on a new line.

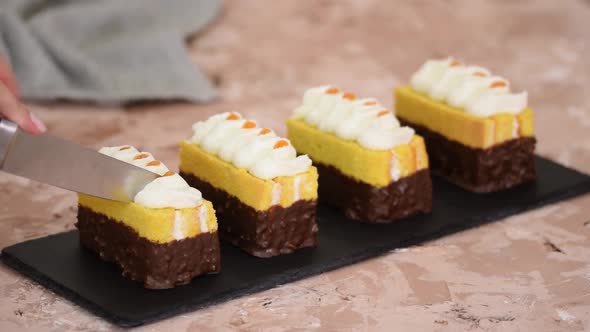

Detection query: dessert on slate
xmin=77 ymin=146 xmax=219 ymax=289
xmin=287 ymin=86 xmax=432 ymax=222
xmin=180 ymin=112 xmax=318 ymax=257
xmin=395 ymin=57 xmax=536 ymax=192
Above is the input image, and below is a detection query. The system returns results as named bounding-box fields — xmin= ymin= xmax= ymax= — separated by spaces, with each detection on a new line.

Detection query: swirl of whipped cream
xmin=99 ymin=146 xmax=203 ymax=209
xmin=189 ymin=112 xmax=312 ymax=179
xmin=410 ymin=57 xmax=527 ymax=117
xmin=292 ymin=86 xmax=414 ymax=150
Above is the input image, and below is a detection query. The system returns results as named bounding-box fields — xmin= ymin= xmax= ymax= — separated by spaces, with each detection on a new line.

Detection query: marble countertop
xmin=1 ymin=1 xmax=590 ymax=331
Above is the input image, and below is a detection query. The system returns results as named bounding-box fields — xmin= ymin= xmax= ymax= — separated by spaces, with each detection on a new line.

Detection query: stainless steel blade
xmin=0 ymin=126 xmax=160 ymax=202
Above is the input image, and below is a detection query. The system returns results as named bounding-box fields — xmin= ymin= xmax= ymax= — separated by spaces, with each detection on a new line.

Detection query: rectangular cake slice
xmin=395 ymin=58 xmax=536 ymax=192
xmin=76 ymin=146 xmax=220 ymax=289
xmin=287 ymin=86 xmax=432 ymax=223
xmin=180 ymin=112 xmax=318 ymax=257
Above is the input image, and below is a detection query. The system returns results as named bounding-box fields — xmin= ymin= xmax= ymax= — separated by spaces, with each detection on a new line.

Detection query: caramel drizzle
xmin=226 ymin=112 xmax=240 ymax=120
xmin=377 ymin=110 xmax=390 ymax=117
xmin=146 ymin=160 xmax=161 ymax=166
xmin=119 ymin=146 xmax=131 ymax=151
xmin=242 ymin=120 xmax=256 ymax=129
xmin=163 ymin=171 xmax=176 ymax=177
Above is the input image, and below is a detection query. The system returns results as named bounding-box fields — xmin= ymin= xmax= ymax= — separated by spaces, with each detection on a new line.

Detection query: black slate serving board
xmin=3 ymin=156 xmax=590 ymax=327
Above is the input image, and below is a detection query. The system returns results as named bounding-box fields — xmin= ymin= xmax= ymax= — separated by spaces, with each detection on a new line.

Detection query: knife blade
xmin=0 ymin=119 xmax=160 ymax=202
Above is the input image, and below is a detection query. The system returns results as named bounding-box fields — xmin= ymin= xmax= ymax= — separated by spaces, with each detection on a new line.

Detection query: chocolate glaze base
xmin=180 ymin=172 xmax=319 ymax=258
xmin=399 ymin=118 xmax=536 ymax=193
xmin=316 ymin=164 xmax=432 ymax=223
xmin=76 ymin=206 xmax=220 ymax=289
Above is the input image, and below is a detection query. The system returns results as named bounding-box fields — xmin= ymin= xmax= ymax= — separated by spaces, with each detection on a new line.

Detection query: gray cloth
xmin=0 ymin=0 xmax=220 ymax=104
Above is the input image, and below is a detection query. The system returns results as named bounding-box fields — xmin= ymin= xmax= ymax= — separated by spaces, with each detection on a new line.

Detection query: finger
xmin=0 ymin=81 xmax=45 ymax=134
xmin=0 ymin=55 xmax=20 ymax=97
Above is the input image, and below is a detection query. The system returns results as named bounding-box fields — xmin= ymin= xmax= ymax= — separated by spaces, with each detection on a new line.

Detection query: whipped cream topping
xmin=410 ymin=57 xmax=528 ymax=117
xmin=99 ymin=146 xmax=203 ymax=209
xmin=292 ymin=86 xmax=414 ymax=150
xmin=189 ymin=112 xmax=312 ymax=180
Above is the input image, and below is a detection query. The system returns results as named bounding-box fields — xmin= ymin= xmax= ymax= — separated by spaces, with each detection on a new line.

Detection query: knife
xmin=0 ymin=119 xmax=160 ymax=202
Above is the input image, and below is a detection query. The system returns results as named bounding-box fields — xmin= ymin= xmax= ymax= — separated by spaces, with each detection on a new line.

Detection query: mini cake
xmin=179 ymin=112 xmax=318 ymax=257
xmin=395 ymin=58 xmax=536 ymax=192
xmin=287 ymin=86 xmax=432 ymax=222
xmin=76 ymin=146 xmax=220 ymax=289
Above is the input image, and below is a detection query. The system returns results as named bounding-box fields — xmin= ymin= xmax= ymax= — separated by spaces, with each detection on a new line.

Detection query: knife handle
xmin=0 ymin=119 xmax=18 ymax=168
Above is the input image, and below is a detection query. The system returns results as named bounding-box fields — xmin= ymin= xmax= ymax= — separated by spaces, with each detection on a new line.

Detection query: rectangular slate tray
xmin=3 ymin=156 xmax=590 ymax=327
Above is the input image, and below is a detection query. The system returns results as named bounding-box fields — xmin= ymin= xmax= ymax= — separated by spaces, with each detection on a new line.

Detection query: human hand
xmin=0 ymin=55 xmax=46 ymax=134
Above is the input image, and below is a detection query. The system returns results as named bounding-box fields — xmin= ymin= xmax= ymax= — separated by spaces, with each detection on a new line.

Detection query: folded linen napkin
xmin=0 ymin=0 xmax=221 ymax=104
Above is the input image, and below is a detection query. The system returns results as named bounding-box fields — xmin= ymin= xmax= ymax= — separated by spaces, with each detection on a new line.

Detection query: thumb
xmin=0 ymin=81 xmax=45 ymax=134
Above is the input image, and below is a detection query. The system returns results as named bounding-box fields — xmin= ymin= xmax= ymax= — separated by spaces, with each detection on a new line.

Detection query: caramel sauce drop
xmin=490 ymin=81 xmax=508 ymax=88
xmin=377 ymin=110 xmax=390 ymax=117
xmin=343 ymin=92 xmax=356 ymax=100
xmin=119 ymin=146 xmax=131 ymax=151
xmin=242 ymin=120 xmax=256 ymax=129
xmin=163 ymin=171 xmax=176 ymax=177
xmin=450 ymin=60 xmax=463 ymax=67
xmin=258 ymin=128 xmax=272 ymax=135
xmin=472 ymin=71 xmax=487 ymax=77
xmin=226 ymin=113 xmax=240 ymax=120
xmin=133 ymin=153 xmax=149 ymax=160
xmin=363 ymin=101 xmax=377 ymax=106
xmin=325 ymin=87 xmax=341 ymax=94
xmin=273 ymin=140 xmax=289 ymax=149
xmin=146 ymin=160 xmax=161 ymax=166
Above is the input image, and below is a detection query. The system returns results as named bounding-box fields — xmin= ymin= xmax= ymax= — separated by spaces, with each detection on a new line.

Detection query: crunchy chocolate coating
xmin=316 ymin=164 xmax=432 ymax=223
xmin=180 ymin=172 xmax=319 ymax=258
xmin=399 ymin=119 xmax=536 ymax=193
xmin=76 ymin=206 xmax=220 ymax=289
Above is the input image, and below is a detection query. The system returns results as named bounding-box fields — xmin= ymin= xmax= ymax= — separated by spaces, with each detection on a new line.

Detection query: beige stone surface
xmin=1 ymin=0 xmax=590 ymax=331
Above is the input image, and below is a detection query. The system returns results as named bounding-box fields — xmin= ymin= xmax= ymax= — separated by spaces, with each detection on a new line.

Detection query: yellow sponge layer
xmin=394 ymin=86 xmax=534 ymax=149
xmin=286 ymin=118 xmax=428 ymax=188
xmin=179 ymin=142 xmax=318 ymax=211
xmin=78 ymin=195 xmax=218 ymax=244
